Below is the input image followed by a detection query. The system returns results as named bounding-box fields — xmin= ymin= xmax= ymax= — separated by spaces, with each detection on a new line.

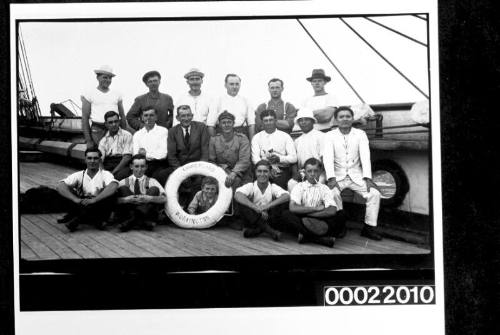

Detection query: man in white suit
xmin=322 ymin=106 xmax=382 ymax=240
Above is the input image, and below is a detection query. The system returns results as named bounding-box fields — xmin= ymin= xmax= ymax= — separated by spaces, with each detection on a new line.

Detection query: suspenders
xmin=77 ymin=169 xmax=105 ymax=198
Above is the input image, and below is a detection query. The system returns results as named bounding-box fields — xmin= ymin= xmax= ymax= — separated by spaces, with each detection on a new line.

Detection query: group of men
xmin=56 ymin=65 xmax=382 ymax=244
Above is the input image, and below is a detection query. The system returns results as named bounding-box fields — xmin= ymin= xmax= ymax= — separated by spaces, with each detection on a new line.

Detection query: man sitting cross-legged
xmin=56 ymin=148 xmax=118 ymax=232
xmin=234 ymin=160 xmax=290 ymax=241
xmin=282 ymin=158 xmax=346 ymax=248
xmin=116 ymin=154 xmax=167 ymax=232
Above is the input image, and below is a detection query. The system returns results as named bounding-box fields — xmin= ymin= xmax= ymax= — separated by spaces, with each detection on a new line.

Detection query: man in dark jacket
xmin=167 ymin=105 xmax=210 ymax=206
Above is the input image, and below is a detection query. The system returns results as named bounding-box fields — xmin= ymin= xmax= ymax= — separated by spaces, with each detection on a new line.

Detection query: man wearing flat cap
xmin=209 ymin=111 xmax=252 ymax=190
xmin=301 ymin=68 xmax=339 ymax=131
xmin=82 ymin=65 xmax=127 ymax=149
xmin=173 ymin=68 xmax=212 ymax=127
xmin=127 ymin=70 xmax=174 ymax=131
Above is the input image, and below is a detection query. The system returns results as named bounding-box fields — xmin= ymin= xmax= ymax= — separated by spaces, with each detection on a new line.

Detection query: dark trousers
xmin=103 ymin=156 xmax=130 ymax=181
xmin=281 ymin=210 xmax=345 ymax=238
xmin=117 ymin=185 xmax=161 ymax=222
xmin=146 ymin=159 xmax=170 ymax=186
xmin=66 ymin=196 xmax=115 ymax=226
xmin=238 ymin=203 xmax=286 ymax=231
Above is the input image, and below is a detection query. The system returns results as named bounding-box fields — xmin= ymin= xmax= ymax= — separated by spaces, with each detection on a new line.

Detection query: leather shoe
xmin=65 ymin=217 xmax=80 ymax=232
xmin=143 ymin=220 xmax=156 ymax=231
xmin=361 ymin=225 xmax=382 ymax=241
xmin=118 ymin=217 xmax=135 ymax=232
xmin=57 ymin=213 xmax=74 ymax=224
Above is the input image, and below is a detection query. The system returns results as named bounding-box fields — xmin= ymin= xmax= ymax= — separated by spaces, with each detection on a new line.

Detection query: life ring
xmin=165 ymin=161 xmax=232 ymax=229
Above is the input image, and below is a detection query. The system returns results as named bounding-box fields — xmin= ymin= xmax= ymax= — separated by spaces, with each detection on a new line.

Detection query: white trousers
xmin=332 ymin=176 xmax=381 ymax=227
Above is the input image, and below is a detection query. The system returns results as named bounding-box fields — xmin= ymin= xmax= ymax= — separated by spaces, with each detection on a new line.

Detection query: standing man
xmin=173 ymin=68 xmax=211 ymax=126
xmin=322 ymin=106 xmax=382 ymax=240
xmin=127 ymin=70 xmax=174 ymax=130
xmin=206 ymin=74 xmax=255 ymax=140
xmin=56 ymin=148 xmax=118 ymax=232
xmin=82 ymin=65 xmax=126 ymax=149
xmin=255 ymin=78 xmax=297 ymax=133
xmin=302 ymin=69 xmax=339 ymax=130
xmin=209 ymin=111 xmax=251 ymax=190
xmin=132 ymin=106 xmax=169 ymax=185
xmin=251 ymin=109 xmax=297 ymax=190
xmin=98 ymin=111 xmax=133 ymax=180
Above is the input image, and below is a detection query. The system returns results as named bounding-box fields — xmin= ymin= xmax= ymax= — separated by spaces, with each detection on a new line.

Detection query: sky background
xmin=19 ymin=15 xmax=429 ymax=116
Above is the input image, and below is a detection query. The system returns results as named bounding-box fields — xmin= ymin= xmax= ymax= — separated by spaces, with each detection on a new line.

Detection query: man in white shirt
xmin=302 ymin=69 xmax=339 ymax=131
xmin=206 ymin=74 xmax=255 ymax=140
xmin=116 ymin=154 xmax=167 ymax=232
xmin=56 ymin=148 xmax=118 ymax=232
xmin=82 ymin=65 xmax=127 ymax=149
xmin=132 ymin=106 xmax=169 ymax=185
xmin=251 ymin=109 xmax=297 ymax=189
xmin=234 ymin=160 xmax=290 ymax=241
xmin=173 ymin=68 xmax=211 ymax=126
xmin=98 ymin=111 xmax=133 ymax=180
xmin=322 ymin=106 xmax=382 ymax=240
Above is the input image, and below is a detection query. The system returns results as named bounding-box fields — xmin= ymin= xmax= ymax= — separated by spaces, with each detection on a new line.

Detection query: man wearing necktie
xmin=167 ymin=105 xmax=210 ymax=207
xmin=116 ymin=154 xmax=167 ymax=232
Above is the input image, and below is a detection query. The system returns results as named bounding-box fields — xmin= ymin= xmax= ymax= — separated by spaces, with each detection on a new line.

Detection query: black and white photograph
xmin=11 ymin=1 xmax=444 ymax=334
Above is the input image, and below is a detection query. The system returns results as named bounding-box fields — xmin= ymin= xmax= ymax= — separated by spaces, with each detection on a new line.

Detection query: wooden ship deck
xmin=19 ymin=162 xmax=430 ymax=261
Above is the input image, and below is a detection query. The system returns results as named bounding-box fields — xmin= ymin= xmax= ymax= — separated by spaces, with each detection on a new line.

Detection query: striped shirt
xmin=290 ymin=180 xmax=337 ymax=209
xmin=98 ymin=128 xmax=133 ymax=159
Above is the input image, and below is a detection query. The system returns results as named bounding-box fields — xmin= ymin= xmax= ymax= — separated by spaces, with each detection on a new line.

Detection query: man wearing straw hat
xmin=127 ymin=70 xmax=174 ymax=130
xmin=81 ymin=65 xmax=127 ymax=149
xmin=173 ymin=68 xmax=212 ymax=126
xmin=302 ymin=68 xmax=339 ymax=131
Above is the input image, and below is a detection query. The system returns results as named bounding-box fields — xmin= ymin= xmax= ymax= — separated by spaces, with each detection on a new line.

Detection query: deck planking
xmin=20 ymin=162 xmax=77 ymax=193
xmin=20 ymin=214 xmax=429 ymax=261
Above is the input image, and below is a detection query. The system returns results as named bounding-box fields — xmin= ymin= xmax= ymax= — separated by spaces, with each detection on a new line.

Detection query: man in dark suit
xmin=167 ymin=105 xmax=210 ymax=207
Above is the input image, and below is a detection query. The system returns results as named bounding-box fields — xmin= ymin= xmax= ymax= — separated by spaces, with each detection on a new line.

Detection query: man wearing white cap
xmin=206 ymin=74 xmax=255 ymax=141
xmin=81 ymin=65 xmax=126 ymax=149
xmin=301 ymin=68 xmax=339 ymax=131
xmin=173 ymin=68 xmax=212 ymax=126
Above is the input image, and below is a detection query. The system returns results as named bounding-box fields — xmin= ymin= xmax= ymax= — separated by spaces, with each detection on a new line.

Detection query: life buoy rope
xmin=165 ymin=161 xmax=232 ymax=229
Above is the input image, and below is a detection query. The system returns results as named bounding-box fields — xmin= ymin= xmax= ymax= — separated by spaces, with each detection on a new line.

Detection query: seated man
xmin=98 ymin=111 xmax=133 ymax=180
xmin=167 ymin=105 xmax=210 ymax=205
xmin=323 ymin=106 xmax=382 ymax=241
xmin=208 ymin=111 xmax=252 ymax=190
xmin=132 ymin=106 xmax=169 ymax=185
xmin=282 ymin=158 xmax=345 ymax=248
xmin=56 ymin=148 xmax=118 ymax=232
xmin=251 ymin=109 xmax=297 ymax=190
xmin=234 ymin=160 xmax=290 ymax=241
xmin=116 ymin=154 xmax=167 ymax=232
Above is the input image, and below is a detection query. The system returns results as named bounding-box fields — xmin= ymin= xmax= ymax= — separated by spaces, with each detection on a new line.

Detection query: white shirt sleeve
xmin=271 ymin=183 xmax=289 ymax=199
xmin=62 ymin=171 xmax=82 ymax=187
xmin=102 ymin=170 xmax=118 ymax=186
xmin=321 ymin=185 xmax=337 ymax=209
xmin=325 ymin=93 xmax=339 ymax=108
xmin=322 ymin=131 xmax=336 ymax=180
xmin=235 ymin=182 xmax=253 ymax=197
xmin=278 ymin=134 xmax=298 ymax=164
xmin=245 ymin=98 xmax=255 ymax=126
xmin=358 ymin=129 xmax=372 ymax=179
xmin=206 ymin=97 xmax=220 ymax=127
xmin=132 ymin=132 xmax=140 ymax=155
xmin=251 ymin=133 xmax=262 ymax=164
xmin=149 ymin=177 xmax=166 ymax=195
xmin=290 ymin=183 xmax=303 ymax=204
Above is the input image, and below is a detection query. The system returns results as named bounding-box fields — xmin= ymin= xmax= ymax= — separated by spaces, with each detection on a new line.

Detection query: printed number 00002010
xmin=323 ymin=285 xmax=435 ymax=306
